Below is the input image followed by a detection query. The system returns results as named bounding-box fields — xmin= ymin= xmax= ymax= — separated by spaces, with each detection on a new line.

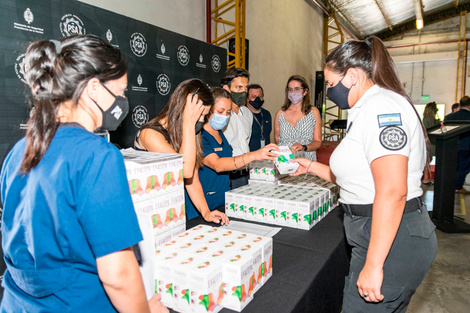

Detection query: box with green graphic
xmin=273 ymin=146 xmax=299 ymax=174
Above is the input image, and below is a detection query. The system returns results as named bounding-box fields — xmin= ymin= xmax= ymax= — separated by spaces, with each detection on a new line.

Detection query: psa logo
xmin=211 ymin=55 xmax=221 ymax=73
xmin=132 ymin=105 xmax=149 ymax=128
xmin=156 ymin=74 xmax=171 ymax=96
xmin=177 ymin=45 xmax=190 ymax=66
xmin=130 ymin=33 xmax=147 ymax=57
xmin=60 ymin=14 xmax=85 ymax=37
xmin=14 ymin=54 xmax=27 ymax=84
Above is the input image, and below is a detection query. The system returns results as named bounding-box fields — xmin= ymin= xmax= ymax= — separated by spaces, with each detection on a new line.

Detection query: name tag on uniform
xmin=214 ymin=147 xmax=223 ymax=152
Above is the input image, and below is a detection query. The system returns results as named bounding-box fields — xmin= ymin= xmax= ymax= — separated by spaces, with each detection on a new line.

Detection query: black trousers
xmin=455 ymin=149 xmax=470 ymax=190
xmin=342 ymin=203 xmax=438 ymax=313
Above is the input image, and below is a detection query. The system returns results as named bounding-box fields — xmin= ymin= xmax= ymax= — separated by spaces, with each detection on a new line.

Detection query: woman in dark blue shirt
xmin=185 ymin=88 xmax=279 ymax=218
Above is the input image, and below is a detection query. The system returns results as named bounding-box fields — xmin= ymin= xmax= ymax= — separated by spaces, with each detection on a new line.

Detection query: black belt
xmin=342 ymin=197 xmax=422 ymax=217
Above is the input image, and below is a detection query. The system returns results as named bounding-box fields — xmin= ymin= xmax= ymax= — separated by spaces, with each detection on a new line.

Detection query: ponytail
xmin=21 ymin=40 xmax=60 ymax=173
xmin=20 ymin=35 xmax=128 ymax=174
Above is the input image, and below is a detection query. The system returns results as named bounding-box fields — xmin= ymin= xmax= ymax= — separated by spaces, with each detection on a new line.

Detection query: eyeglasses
xmin=286 ymin=87 xmax=304 ymax=92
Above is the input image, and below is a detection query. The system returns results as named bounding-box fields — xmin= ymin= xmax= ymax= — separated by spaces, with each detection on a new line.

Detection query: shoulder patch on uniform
xmin=379 ymin=126 xmax=407 ymax=150
xmin=377 ymin=113 xmax=402 ymax=127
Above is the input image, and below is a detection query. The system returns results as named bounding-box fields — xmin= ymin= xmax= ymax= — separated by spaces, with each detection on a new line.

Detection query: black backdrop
xmin=0 ymin=0 xmax=227 ymax=165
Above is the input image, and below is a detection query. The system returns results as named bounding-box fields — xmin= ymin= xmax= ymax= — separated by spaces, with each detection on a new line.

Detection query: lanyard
xmin=252 ymin=111 xmax=265 ymax=140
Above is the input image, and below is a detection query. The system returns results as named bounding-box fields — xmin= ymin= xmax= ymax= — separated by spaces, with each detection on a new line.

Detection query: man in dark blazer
xmin=445 ymin=96 xmax=470 ymax=193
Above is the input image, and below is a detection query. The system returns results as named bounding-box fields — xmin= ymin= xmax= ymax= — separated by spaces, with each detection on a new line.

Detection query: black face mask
xmin=195 ymin=121 xmax=204 ymax=134
xmin=249 ymin=97 xmax=265 ymax=110
xmin=93 ymin=82 xmax=129 ymax=131
xmin=327 ymin=78 xmax=352 ymax=110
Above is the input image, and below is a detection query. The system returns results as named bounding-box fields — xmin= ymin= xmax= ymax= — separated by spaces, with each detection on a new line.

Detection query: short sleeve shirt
xmin=329 ymin=85 xmax=426 ymax=204
xmin=0 ymin=124 xmax=142 ymax=312
xmin=185 ymin=129 xmax=232 ymax=220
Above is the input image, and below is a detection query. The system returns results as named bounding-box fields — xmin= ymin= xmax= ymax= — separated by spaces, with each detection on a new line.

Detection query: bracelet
xmin=305 ymin=160 xmax=313 ymax=179
xmin=233 ymin=156 xmax=238 ymax=169
xmin=241 ymin=154 xmax=247 ymax=168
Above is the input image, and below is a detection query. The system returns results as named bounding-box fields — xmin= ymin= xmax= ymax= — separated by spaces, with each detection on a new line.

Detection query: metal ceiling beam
xmin=374 ymin=0 xmax=393 ymax=31
xmin=328 ymin=0 xmax=366 ymax=38
xmin=375 ymin=2 xmax=470 ymax=40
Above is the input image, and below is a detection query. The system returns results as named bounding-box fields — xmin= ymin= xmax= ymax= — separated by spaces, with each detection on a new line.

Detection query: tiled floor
xmin=407 ymin=183 xmax=470 ymax=313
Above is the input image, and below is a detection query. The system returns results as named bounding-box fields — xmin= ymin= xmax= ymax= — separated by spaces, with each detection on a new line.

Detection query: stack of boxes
xmin=122 ymin=148 xmax=186 ymax=298
xmin=248 ymin=160 xmax=281 ymax=184
xmin=155 ymin=225 xmax=273 ymax=313
xmin=225 ymin=175 xmax=340 ymax=230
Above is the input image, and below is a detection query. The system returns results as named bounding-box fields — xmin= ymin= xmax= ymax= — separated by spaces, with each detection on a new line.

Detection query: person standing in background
xmin=274 ymin=75 xmax=322 ymax=160
xmin=246 ymin=84 xmax=272 ymax=151
xmin=422 ymin=101 xmax=440 ymax=184
xmin=221 ymin=68 xmax=253 ymax=188
xmin=444 ymin=95 xmax=470 ymax=194
xmin=452 ymin=102 xmax=460 ymax=113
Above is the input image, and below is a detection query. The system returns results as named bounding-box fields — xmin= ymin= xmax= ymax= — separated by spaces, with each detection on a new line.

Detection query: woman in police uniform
xmin=293 ymin=36 xmax=437 ymax=312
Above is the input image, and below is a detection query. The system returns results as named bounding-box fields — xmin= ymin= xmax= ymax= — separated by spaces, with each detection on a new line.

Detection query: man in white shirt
xmin=221 ymin=67 xmax=253 ymax=188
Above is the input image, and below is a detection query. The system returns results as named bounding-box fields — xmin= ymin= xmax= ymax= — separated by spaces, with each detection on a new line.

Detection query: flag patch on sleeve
xmin=377 ymin=113 xmax=402 ymax=127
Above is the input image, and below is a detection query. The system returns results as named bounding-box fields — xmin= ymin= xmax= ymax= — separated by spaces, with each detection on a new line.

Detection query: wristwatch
xmin=302 ymin=144 xmax=308 ymax=151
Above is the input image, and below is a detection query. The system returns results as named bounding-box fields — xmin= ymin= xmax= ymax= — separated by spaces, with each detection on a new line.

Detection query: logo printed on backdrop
xmin=14 ymin=54 xmax=27 ymax=84
xmin=60 ymin=14 xmax=86 ymax=37
xmin=106 ymin=29 xmax=113 ymax=42
xmin=13 ymin=8 xmax=44 ymax=34
xmin=156 ymin=74 xmax=171 ymax=96
xmin=131 ymin=74 xmax=148 ymax=92
xmin=130 ymin=32 xmax=147 ymax=57
xmin=196 ymin=53 xmax=206 ymax=69
xmin=211 ymin=55 xmax=221 ymax=73
xmin=132 ymin=105 xmax=149 ymax=128
xmin=156 ymin=42 xmax=170 ymax=61
xmin=24 ymin=8 xmax=33 ymax=24
xmin=177 ymin=45 xmax=190 ymax=66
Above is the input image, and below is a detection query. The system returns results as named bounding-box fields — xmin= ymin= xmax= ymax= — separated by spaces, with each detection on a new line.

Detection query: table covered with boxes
xmin=122 ymin=149 xmax=350 ymax=313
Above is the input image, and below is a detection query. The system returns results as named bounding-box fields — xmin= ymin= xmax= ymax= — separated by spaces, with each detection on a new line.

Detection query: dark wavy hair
xmin=21 ymin=35 xmax=128 ymax=173
xmin=144 ymin=78 xmax=213 ymax=168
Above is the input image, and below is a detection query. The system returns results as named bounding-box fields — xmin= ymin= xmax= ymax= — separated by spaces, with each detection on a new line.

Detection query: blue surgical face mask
xmin=209 ymin=112 xmax=229 ymax=130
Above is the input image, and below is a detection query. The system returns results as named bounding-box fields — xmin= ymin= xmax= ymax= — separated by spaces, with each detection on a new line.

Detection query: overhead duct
xmin=414 ymin=0 xmax=424 ymax=29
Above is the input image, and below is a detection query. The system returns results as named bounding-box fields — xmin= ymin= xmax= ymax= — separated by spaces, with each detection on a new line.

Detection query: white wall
xmin=78 ymin=0 xmax=207 ymax=41
xmin=80 ymin=0 xmax=326 ymax=141
xmin=245 ymin=1 xmax=324 ymax=125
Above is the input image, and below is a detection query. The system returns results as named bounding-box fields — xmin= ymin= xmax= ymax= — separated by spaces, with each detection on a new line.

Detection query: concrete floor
xmin=407 ymin=183 xmax=470 ymax=313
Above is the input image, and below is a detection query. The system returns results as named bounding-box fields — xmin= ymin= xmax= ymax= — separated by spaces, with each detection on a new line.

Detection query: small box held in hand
xmin=273 ymin=146 xmax=299 ymax=174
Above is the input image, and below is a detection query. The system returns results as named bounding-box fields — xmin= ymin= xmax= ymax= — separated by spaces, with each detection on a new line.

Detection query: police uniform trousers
xmin=341 ymin=199 xmax=438 ymax=313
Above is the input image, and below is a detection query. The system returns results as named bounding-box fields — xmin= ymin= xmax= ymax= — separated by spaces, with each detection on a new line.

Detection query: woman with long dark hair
xmin=293 ymin=36 xmax=437 ymax=312
xmin=1 ymin=35 xmax=167 ymax=312
xmin=135 ymin=79 xmax=229 ymax=224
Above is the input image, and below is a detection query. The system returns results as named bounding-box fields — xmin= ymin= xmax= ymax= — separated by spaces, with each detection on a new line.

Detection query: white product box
xmin=296 ymin=196 xmax=315 ymax=230
xmin=243 ymin=193 xmax=256 ymax=221
xmin=243 ymin=235 xmax=273 ymax=285
xmin=263 ymin=197 xmax=276 ymax=224
xmin=189 ymin=260 xmax=224 ymax=313
xmin=238 ymin=243 xmax=263 ymax=295
xmin=155 ymin=250 xmax=187 ymax=307
xmin=122 ymin=149 xmax=183 ymax=203
xmin=222 ymin=252 xmax=254 ymax=311
xmin=273 ymin=146 xmax=299 ymax=174
xmin=172 ymin=254 xmax=197 ymax=313
xmin=225 ymin=191 xmax=238 ymax=217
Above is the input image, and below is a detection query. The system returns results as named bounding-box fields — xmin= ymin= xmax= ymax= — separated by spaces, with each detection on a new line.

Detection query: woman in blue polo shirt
xmin=0 ymin=35 xmax=167 ymax=313
xmin=185 ymin=88 xmax=279 ymax=219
